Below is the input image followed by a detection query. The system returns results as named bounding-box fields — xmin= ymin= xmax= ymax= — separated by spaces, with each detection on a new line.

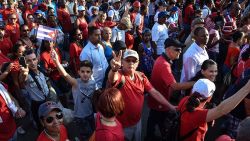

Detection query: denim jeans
xmin=73 ymin=115 xmax=95 ymax=141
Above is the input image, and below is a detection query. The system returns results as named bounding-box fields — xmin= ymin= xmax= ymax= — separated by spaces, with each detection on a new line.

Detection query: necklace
xmin=44 ymin=130 xmax=59 ymax=141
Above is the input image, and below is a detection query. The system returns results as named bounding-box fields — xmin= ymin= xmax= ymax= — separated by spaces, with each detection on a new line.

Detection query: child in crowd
xmin=51 ymin=49 xmax=98 ymax=140
xmin=95 ymin=88 xmax=125 ymax=141
xmin=138 ymin=28 xmax=155 ymax=78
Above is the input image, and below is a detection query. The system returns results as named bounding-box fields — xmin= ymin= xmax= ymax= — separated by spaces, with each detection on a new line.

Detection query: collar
xmin=193 ymin=42 xmax=206 ymax=53
xmin=88 ymin=41 xmax=101 ymax=49
xmin=161 ymin=53 xmax=173 ymax=64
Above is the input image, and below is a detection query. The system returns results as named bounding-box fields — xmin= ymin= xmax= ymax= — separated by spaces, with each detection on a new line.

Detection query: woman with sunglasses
xmin=178 ymin=78 xmax=250 ymax=141
xmin=37 ymin=101 xmax=69 ymax=141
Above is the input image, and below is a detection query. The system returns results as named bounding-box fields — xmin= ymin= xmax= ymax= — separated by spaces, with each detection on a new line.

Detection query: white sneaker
xmin=17 ymin=127 xmax=26 ymax=134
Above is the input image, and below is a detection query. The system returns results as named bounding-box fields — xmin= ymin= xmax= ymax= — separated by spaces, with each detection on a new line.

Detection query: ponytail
xmin=186 ymin=92 xmax=208 ymax=112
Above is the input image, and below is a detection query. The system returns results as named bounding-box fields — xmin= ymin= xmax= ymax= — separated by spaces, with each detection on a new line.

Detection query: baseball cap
xmin=133 ymin=1 xmax=141 ymax=7
xmin=158 ymin=11 xmax=169 ymax=18
xmin=112 ymin=0 xmax=120 ymax=3
xmin=164 ymin=38 xmax=186 ymax=48
xmin=113 ymin=40 xmax=127 ymax=52
xmin=170 ymin=6 xmax=178 ymax=12
xmin=78 ymin=6 xmax=85 ymax=11
xmin=192 ymin=79 xmax=215 ymax=98
xmin=38 ymin=101 xmax=62 ymax=118
xmin=123 ymin=49 xmax=139 ymax=60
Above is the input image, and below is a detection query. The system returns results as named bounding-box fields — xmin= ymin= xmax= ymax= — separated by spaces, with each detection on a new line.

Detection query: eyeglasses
xmin=125 ymin=59 xmax=138 ymax=63
xmin=22 ymin=29 xmax=30 ymax=32
xmin=45 ymin=112 xmax=63 ymax=124
xmin=10 ymin=18 xmax=17 ymax=20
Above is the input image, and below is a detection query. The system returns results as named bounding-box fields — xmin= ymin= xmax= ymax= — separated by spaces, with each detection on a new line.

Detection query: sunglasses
xmin=172 ymin=48 xmax=182 ymax=52
xmin=45 ymin=112 xmax=63 ymax=124
xmin=125 ymin=59 xmax=138 ymax=63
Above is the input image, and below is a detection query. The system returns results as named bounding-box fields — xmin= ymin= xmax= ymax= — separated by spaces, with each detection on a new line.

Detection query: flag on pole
xmin=36 ymin=25 xmax=58 ymax=41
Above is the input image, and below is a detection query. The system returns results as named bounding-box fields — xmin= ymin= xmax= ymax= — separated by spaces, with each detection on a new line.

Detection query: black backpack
xmin=163 ymin=109 xmax=198 ymax=141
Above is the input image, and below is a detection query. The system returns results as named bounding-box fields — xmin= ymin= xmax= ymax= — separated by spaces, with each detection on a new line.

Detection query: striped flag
xmin=36 ymin=25 xmax=58 ymax=41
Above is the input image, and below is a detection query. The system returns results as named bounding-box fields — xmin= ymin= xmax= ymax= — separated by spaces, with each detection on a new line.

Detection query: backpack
xmin=162 ymin=108 xmax=198 ymax=141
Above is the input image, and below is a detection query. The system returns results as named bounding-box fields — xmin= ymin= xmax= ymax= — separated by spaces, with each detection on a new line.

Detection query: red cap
xmin=133 ymin=1 xmax=141 ymax=7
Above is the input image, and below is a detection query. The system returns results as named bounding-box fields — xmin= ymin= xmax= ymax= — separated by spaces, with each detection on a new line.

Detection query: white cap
xmin=192 ymin=79 xmax=216 ymax=98
xmin=123 ymin=49 xmax=139 ymax=60
xmin=78 ymin=6 xmax=85 ymax=11
xmin=112 ymin=0 xmax=120 ymax=3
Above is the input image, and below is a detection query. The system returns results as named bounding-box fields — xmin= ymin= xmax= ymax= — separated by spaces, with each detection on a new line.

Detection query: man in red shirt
xmin=109 ymin=49 xmax=175 ymax=141
xmin=146 ymin=38 xmax=195 ymax=141
xmin=5 ymin=14 xmax=20 ymax=45
xmin=57 ymin=1 xmax=72 ymax=33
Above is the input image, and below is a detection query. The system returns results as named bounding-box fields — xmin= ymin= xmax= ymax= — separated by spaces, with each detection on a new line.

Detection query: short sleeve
xmin=134 ymin=14 xmax=141 ymax=26
xmin=142 ymin=73 xmax=153 ymax=92
xmin=79 ymin=49 xmax=90 ymax=61
xmin=183 ymin=57 xmax=197 ymax=81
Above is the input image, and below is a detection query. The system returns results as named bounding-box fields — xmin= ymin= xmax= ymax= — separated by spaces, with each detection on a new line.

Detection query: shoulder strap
xmin=179 ymin=126 xmax=199 ymax=141
xmin=29 ymin=70 xmax=43 ymax=92
xmin=116 ymin=74 xmax=125 ymax=89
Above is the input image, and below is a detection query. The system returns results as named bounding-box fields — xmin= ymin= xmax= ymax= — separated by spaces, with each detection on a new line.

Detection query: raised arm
xmin=206 ymin=80 xmax=250 ymax=122
xmin=108 ymin=51 xmax=122 ymax=84
xmin=51 ymin=49 xmax=78 ymax=88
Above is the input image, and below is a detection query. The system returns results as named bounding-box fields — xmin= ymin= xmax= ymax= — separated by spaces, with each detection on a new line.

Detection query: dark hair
xmin=20 ymin=24 xmax=29 ymax=31
xmin=193 ymin=26 xmax=206 ymax=36
xmin=186 ymin=92 xmax=208 ymax=112
xmin=79 ymin=60 xmax=93 ymax=70
xmin=232 ymin=31 xmax=244 ymax=43
xmin=97 ymin=88 xmax=124 ymax=118
xmin=70 ymin=28 xmax=81 ymax=43
xmin=88 ymin=26 xmax=100 ymax=36
xmin=24 ymin=48 xmax=35 ymax=56
xmin=191 ymin=59 xmax=217 ymax=81
xmin=12 ymin=43 xmax=24 ymax=57
xmin=40 ymin=40 xmax=51 ymax=53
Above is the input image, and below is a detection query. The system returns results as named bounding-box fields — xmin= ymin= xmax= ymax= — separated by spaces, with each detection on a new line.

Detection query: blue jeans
xmin=73 ymin=115 xmax=95 ymax=141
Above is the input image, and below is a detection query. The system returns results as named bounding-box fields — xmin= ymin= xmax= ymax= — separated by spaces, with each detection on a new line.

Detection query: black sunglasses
xmin=172 ymin=48 xmax=182 ymax=52
xmin=45 ymin=112 xmax=63 ymax=124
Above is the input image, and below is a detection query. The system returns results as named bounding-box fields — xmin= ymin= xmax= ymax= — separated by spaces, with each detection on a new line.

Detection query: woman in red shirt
xmin=95 ymin=88 xmax=125 ymax=141
xmin=37 ymin=101 xmax=69 ymax=141
xmin=69 ymin=28 xmax=83 ymax=75
xmin=178 ymin=79 xmax=250 ymax=141
xmin=75 ymin=6 xmax=88 ymax=43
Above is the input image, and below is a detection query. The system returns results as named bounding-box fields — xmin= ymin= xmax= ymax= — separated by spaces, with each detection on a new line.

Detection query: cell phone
xmin=19 ymin=56 xmax=27 ymax=68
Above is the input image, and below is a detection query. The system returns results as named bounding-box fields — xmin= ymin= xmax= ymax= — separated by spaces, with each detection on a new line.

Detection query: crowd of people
xmin=0 ymin=0 xmax=250 ymax=141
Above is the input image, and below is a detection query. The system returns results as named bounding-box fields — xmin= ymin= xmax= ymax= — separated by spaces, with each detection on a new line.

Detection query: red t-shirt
xmin=125 ymin=32 xmax=134 ymax=49
xmin=77 ymin=18 xmax=88 ymax=41
xmin=224 ymin=43 xmax=240 ymax=68
xmin=5 ymin=23 xmax=20 ymax=45
xmin=2 ymin=8 xmax=17 ymax=22
xmin=40 ymin=49 xmax=62 ymax=81
xmin=69 ymin=43 xmax=83 ymax=73
xmin=0 ymin=38 xmax=13 ymax=57
xmin=183 ymin=4 xmax=194 ymax=25
xmin=234 ymin=59 xmax=250 ymax=78
xmin=57 ymin=8 xmax=72 ymax=33
xmin=114 ymin=71 xmax=153 ymax=127
xmin=95 ymin=113 xmax=124 ymax=141
xmin=148 ymin=56 xmax=176 ymax=111
xmin=0 ymin=94 xmax=16 ymax=141
xmin=178 ymin=96 xmax=208 ymax=141
xmin=37 ymin=125 xmax=68 ymax=141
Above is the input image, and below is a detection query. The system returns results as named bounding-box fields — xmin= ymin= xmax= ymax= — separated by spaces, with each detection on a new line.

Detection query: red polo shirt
xmin=148 ymin=56 xmax=176 ymax=111
xmin=114 ymin=70 xmax=153 ymax=127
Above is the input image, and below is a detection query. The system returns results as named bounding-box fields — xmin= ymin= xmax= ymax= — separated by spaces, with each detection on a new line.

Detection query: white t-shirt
xmin=152 ymin=22 xmax=169 ymax=55
xmin=110 ymin=26 xmax=125 ymax=43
